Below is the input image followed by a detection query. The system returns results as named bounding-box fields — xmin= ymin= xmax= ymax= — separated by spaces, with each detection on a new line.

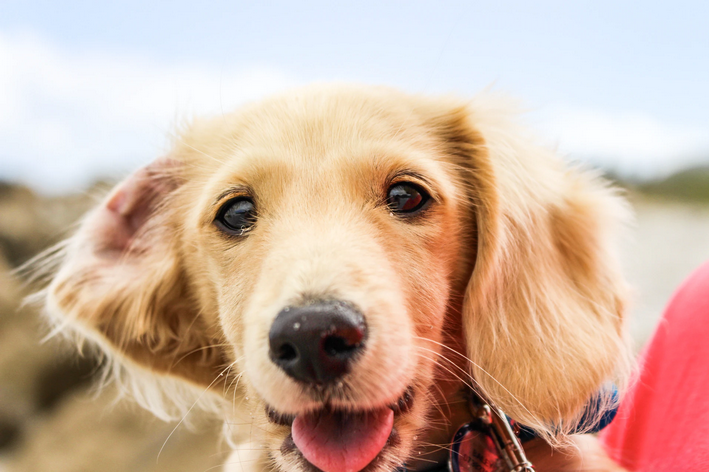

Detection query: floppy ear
xmin=436 ymin=98 xmax=631 ymax=437
xmin=45 ymin=159 xmax=227 ymax=389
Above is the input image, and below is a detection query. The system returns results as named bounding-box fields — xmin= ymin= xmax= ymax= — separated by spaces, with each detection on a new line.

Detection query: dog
xmin=41 ymin=84 xmax=631 ymax=472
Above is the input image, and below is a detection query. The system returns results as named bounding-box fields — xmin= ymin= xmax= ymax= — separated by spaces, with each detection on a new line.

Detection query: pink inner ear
xmin=96 ymin=161 xmax=177 ymax=255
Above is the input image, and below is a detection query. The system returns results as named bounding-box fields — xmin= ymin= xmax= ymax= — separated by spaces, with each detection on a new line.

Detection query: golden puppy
xmin=42 ymin=85 xmax=631 ymax=472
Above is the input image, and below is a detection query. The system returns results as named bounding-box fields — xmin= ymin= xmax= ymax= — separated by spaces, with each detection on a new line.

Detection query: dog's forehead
xmin=194 ymin=91 xmax=450 ymax=194
xmin=233 ymin=89 xmax=436 ymax=160
xmin=237 ymin=86 xmax=433 ymax=140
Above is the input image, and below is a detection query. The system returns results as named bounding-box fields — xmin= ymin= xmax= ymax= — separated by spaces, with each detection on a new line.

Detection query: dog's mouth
xmin=269 ymin=388 xmax=415 ymax=472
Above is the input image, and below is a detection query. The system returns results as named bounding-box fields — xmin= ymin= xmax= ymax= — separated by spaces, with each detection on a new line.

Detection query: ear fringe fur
xmin=446 ymin=94 xmax=634 ymax=446
xmin=20 ymin=185 xmax=231 ymax=425
xmin=28 ymin=280 xmax=228 ymax=423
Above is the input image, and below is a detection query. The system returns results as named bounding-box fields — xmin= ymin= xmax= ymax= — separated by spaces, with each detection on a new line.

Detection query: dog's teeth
xmin=267 ymin=406 xmax=296 ymax=426
xmin=391 ymin=387 xmax=415 ymax=415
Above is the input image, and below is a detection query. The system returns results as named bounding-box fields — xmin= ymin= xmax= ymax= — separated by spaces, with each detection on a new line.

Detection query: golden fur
xmin=40 ymin=85 xmax=631 ymax=471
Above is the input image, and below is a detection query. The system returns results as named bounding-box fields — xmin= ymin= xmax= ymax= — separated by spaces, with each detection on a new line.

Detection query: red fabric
xmin=601 ymin=261 xmax=709 ymax=470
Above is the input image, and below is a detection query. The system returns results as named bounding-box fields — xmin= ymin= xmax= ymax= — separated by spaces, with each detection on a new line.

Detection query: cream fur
xmin=39 ymin=84 xmax=631 ymax=471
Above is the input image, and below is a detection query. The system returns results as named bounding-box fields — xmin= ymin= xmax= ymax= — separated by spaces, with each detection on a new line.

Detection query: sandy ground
xmin=0 ymin=195 xmax=707 ymax=471
xmin=621 ymin=197 xmax=709 ymax=348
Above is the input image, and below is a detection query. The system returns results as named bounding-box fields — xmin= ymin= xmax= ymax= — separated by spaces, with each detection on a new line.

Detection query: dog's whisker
xmin=419 ymin=349 xmax=546 ymax=431
xmin=414 ymin=337 xmax=544 ymax=426
xmin=413 ymin=440 xmax=459 ymax=455
xmin=411 ymin=359 xmax=484 ymax=432
xmin=429 ymin=384 xmax=453 ymax=421
xmin=222 ymin=358 xmax=245 ymax=396
xmin=411 ymin=349 xmax=479 ymax=393
xmin=404 ymin=454 xmax=441 ymax=465
xmin=229 ymin=371 xmax=246 ymax=420
xmin=156 ymin=360 xmax=237 ymax=463
xmin=417 ymin=372 xmax=455 ymax=423
xmin=414 ymin=344 xmax=546 ymax=429
xmin=222 ymin=421 xmax=265 ymax=426
xmin=170 ymin=343 xmax=233 ymax=369
xmin=227 ymin=370 xmax=244 ymax=394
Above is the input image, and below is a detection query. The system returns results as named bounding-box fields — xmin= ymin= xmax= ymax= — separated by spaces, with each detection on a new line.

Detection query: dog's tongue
xmin=292 ymin=407 xmax=394 ymax=472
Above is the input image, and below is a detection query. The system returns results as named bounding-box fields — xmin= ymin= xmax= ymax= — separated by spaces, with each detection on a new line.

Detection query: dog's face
xmin=45 ymin=86 xmax=629 ymax=472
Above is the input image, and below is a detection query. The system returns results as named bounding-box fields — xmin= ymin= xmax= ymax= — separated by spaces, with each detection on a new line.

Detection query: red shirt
xmin=601 ymin=261 xmax=709 ymax=470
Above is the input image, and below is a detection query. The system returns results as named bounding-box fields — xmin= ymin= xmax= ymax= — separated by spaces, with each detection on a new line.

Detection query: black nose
xmin=268 ymin=300 xmax=367 ymax=385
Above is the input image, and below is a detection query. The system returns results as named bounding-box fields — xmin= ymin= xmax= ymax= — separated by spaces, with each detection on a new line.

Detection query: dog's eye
xmin=215 ymin=198 xmax=257 ymax=235
xmin=387 ymin=182 xmax=430 ymax=215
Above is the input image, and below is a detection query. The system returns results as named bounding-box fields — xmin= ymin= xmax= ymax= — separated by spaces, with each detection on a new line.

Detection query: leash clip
xmin=449 ymin=395 xmax=534 ymax=472
xmin=480 ymin=403 xmax=534 ymax=472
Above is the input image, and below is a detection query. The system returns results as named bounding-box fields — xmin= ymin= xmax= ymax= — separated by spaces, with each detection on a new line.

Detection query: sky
xmin=1 ymin=0 xmax=708 ymax=193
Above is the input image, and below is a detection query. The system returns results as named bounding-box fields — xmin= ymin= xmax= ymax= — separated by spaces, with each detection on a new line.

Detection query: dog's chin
xmin=268 ymin=387 xmax=415 ymax=472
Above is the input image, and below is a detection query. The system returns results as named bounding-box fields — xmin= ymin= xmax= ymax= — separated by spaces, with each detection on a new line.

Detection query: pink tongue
xmin=292 ymin=407 xmax=394 ymax=472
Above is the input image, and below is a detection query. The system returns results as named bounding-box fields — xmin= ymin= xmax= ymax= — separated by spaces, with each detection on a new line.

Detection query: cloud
xmin=0 ymin=31 xmax=297 ymax=193
xmin=536 ymin=106 xmax=709 ymax=178
xmin=1 ymin=31 xmax=707 ymax=194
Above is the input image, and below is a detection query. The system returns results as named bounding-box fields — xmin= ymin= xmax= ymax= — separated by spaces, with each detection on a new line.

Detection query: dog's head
xmin=44 ymin=85 xmax=630 ymax=472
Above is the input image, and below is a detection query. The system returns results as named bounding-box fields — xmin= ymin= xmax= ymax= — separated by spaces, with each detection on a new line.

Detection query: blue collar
xmin=515 ymin=386 xmax=619 ymax=443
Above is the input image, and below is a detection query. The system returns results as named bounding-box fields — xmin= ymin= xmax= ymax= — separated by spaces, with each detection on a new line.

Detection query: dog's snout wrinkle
xmin=268 ymin=300 xmax=367 ymax=385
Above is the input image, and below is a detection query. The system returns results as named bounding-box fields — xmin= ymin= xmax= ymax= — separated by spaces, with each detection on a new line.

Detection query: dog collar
xmin=397 ymin=386 xmax=618 ymax=472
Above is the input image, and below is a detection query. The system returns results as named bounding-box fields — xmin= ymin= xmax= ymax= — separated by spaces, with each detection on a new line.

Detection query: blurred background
xmin=1 ymin=1 xmax=708 ymax=471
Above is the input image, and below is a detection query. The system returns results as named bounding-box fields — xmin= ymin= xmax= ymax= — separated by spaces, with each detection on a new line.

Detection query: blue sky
xmin=2 ymin=0 xmax=708 ymax=193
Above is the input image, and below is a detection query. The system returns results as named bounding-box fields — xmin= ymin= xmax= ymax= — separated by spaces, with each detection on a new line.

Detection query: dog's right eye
xmin=387 ymin=182 xmax=430 ymax=216
xmin=215 ymin=198 xmax=257 ymax=235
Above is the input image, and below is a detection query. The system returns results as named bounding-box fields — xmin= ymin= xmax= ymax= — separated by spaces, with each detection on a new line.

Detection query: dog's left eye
xmin=215 ymin=198 xmax=257 ymax=235
xmin=387 ymin=182 xmax=430 ymax=215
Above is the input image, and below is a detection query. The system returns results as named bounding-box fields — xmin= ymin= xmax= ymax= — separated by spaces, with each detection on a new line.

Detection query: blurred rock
xmin=0 ymin=248 xmax=97 ymax=451
xmin=6 ymin=385 xmax=224 ymax=472
xmin=0 ymin=182 xmax=99 ymax=267
xmin=0 ymin=182 xmax=100 ymax=422
xmin=0 ymin=407 xmax=21 ymax=451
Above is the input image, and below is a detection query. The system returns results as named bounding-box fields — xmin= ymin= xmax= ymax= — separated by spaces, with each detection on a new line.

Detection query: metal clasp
xmin=468 ymin=397 xmax=534 ymax=472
